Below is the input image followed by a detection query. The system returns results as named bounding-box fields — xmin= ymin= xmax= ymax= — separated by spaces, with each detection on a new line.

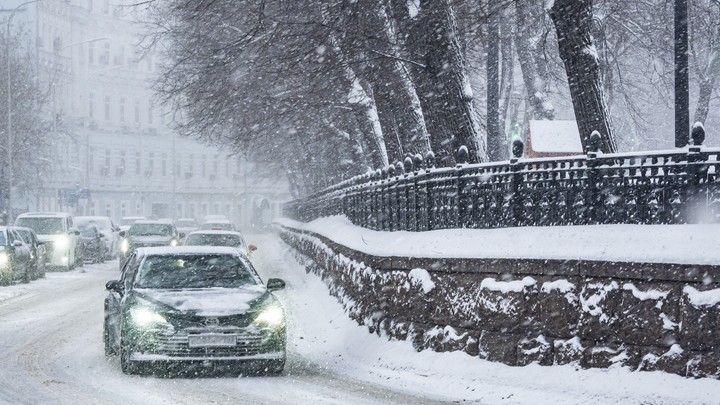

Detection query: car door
xmin=8 ymin=230 xmax=30 ymax=280
xmin=105 ymin=252 xmax=139 ymax=347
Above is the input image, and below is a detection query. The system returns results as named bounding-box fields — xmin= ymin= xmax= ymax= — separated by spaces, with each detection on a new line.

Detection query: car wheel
xmin=120 ymin=339 xmax=138 ymax=375
xmin=104 ymin=323 xmax=117 ymax=356
xmin=21 ymin=266 xmax=30 ymax=284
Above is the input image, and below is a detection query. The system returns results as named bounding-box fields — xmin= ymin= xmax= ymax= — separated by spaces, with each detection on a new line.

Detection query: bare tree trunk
xmin=413 ymin=0 xmax=486 ymax=166
xmin=486 ymin=8 xmax=502 ymax=161
xmin=514 ymin=0 xmax=554 ymax=120
xmin=550 ymin=0 xmax=617 ymax=153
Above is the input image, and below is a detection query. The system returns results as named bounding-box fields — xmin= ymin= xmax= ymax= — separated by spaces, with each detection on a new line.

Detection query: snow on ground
xmin=264 ymin=221 xmax=720 ymax=404
xmin=275 ymin=216 xmax=720 ymax=265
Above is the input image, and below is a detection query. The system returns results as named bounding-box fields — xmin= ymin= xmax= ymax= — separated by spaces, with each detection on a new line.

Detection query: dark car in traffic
xmin=0 ymin=226 xmax=33 ymax=285
xmin=14 ymin=227 xmax=47 ymax=280
xmin=104 ymin=246 xmax=286 ymax=375
xmin=118 ymin=220 xmax=181 ymax=269
xmin=79 ymin=224 xmax=106 ymax=263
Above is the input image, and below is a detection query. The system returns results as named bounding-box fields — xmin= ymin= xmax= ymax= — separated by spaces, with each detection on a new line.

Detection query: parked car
xmin=183 ymin=230 xmax=257 ymax=259
xmin=15 ymin=212 xmax=81 ymax=270
xmin=79 ymin=224 xmax=106 ymax=264
xmin=174 ymin=218 xmax=199 ymax=235
xmin=0 ymin=226 xmax=33 ymax=285
xmin=14 ymin=227 xmax=47 ymax=280
xmin=118 ymin=220 xmax=181 ymax=269
xmin=118 ymin=216 xmax=146 ymax=233
xmin=104 ymin=246 xmax=286 ymax=375
xmin=200 ymin=219 xmax=237 ymax=232
xmin=75 ymin=216 xmax=119 ymax=260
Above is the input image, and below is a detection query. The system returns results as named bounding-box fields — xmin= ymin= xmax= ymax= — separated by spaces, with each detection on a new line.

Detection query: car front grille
xmin=150 ymin=329 xmax=274 ymax=357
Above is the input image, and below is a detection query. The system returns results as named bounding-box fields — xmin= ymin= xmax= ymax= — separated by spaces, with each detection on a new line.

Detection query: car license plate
xmin=188 ymin=334 xmax=236 ymax=348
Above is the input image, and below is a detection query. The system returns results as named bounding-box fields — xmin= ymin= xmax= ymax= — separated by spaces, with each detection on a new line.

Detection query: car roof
xmin=13 ymin=226 xmax=35 ymax=233
xmin=16 ymin=212 xmax=70 ymax=218
xmin=133 ymin=220 xmax=173 ymax=225
xmin=177 ymin=218 xmax=197 ymax=222
xmin=136 ymin=246 xmax=241 ymax=256
xmin=203 ymin=219 xmax=232 ymax=224
xmin=75 ymin=216 xmax=111 ymax=221
xmin=187 ymin=230 xmax=243 ymax=236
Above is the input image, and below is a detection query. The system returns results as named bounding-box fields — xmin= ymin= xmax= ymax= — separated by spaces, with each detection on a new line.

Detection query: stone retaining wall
xmin=276 ymin=223 xmax=720 ymax=378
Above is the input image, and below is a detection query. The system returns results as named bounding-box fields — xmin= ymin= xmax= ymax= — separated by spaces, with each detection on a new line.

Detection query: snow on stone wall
xmin=275 ymin=224 xmax=720 ymax=379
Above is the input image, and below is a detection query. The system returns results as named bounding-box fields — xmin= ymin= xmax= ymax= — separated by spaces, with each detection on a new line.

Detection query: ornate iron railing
xmin=284 ymin=133 xmax=720 ymax=230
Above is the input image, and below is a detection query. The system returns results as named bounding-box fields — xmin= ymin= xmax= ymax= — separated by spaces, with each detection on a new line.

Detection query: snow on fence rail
xmin=284 ymin=134 xmax=720 ymax=230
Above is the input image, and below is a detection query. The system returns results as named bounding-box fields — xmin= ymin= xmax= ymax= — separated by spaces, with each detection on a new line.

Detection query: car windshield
xmin=121 ymin=217 xmax=144 ymax=226
xmin=134 ymin=254 xmax=257 ymax=289
xmin=79 ymin=226 xmax=97 ymax=238
xmin=185 ymin=234 xmax=244 ymax=248
xmin=76 ymin=218 xmax=110 ymax=230
xmin=176 ymin=220 xmax=197 ymax=227
xmin=128 ymin=223 xmax=172 ymax=236
xmin=16 ymin=217 xmax=64 ymax=235
xmin=200 ymin=222 xmax=231 ymax=230
xmin=0 ymin=232 xmax=7 ymax=246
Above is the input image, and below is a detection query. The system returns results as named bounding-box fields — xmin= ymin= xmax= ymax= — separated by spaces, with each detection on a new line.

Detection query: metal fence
xmin=284 ymin=133 xmax=720 ymax=231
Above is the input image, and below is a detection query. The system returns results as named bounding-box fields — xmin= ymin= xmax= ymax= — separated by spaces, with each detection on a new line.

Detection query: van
xmin=15 ymin=212 xmax=81 ymax=270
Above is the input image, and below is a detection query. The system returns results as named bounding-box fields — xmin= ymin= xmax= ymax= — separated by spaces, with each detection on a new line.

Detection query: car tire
xmin=264 ymin=359 xmax=285 ymax=376
xmin=120 ymin=338 xmax=138 ymax=375
xmin=104 ymin=323 xmax=117 ymax=356
xmin=21 ymin=266 xmax=30 ymax=284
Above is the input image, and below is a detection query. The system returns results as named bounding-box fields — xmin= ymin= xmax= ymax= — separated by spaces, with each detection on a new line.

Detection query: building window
xmin=102 ymin=0 xmax=109 ymax=14
xmin=119 ymin=97 xmax=125 ymax=122
xmin=104 ymin=96 xmax=110 ymax=121
xmin=161 ymin=153 xmax=167 ymax=176
xmin=88 ymin=92 xmax=95 ymax=119
xmin=88 ymin=0 xmax=93 ymax=12
xmin=88 ymin=42 xmax=94 ymax=64
xmin=147 ymin=152 xmax=154 ymax=175
xmin=148 ymin=103 xmax=153 ymax=125
xmin=135 ymin=151 xmax=141 ymax=175
xmin=101 ymin=42 xmax=109 ymax=65
xmin=201 ymin=156 xmax=206 ymax=178
xmin=134 ymin=99 xmax=140 ymax=123
xmin=114 ymin=46 xmax=124 ymax=65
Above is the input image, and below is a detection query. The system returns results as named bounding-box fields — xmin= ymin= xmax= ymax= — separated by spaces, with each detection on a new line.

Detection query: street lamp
xmin=5 ymin=0 xmax=43 ymax=223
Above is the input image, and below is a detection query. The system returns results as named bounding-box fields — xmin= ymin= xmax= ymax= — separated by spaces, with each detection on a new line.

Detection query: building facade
xmin=5 ymin=0 xmax=290 ymax=228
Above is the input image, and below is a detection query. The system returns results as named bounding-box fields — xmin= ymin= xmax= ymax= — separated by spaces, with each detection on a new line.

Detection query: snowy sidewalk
xmin=275 ymin=216 xmax=720 ymax=265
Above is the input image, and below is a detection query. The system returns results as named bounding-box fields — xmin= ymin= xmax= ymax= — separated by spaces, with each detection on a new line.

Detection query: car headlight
xmin=54 ymin=236 xmax=70 ymax=250
xmin=253 ymin=305 xmax=285 ymax=327
xmin=129 ymin=307 xmax=168 ymax=328
xmin=120 ymin=239 xmax=129 ymax=253
xmin=0 ymin=252 xmax=9 ymax=267
xmin=169 ymin=239 xmax=178 ymax=246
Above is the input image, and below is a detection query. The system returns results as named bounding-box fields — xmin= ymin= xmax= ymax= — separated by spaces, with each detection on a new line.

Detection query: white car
xmin=118 ymin=216 xmax=146 ymax=232
xmin=74 ymin=216 xmax=119 ymax=259
xmin=175 ymin=218 xmax=199 ymax=235
xmin=200 ymin=219 xmax=237 ymax=231
xmin=182 ymin=230 xmax=256 ymax=258
xmin=15 ymin=212 xmax=81 ymax=270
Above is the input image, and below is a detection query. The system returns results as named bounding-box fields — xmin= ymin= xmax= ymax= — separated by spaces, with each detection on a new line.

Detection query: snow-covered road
xmin=0 ymin=232 xmax=718 ymax=404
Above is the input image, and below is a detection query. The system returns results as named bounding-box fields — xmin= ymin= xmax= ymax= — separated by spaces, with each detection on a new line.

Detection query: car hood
xmin=132 ymin=286 xmax=270 ymax=316
xmin=128 ymin=235 xmax=172 ymax=243
xmin=36 ymin=234 xmax=67 ymax=242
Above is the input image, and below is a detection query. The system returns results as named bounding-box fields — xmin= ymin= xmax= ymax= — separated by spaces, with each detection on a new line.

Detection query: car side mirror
xmin=98 ymin=232 xmax=106 ymax=238
xmin=12 ymin=240 xmax=23 ymax=247
xmin=179 ymin=232 xmax=186 ymax=239
xmin=70 ymin=228 xmax=80 ymax=236
xmin=266 ymin=278 xmax=285 ymax=291
xmin=105 ymin=280 xmax=123 ymax=293
xmin=248 ymin=244 xmax=257 ymax=252
xmin=118 ymin=230 xmax=127 ymax=238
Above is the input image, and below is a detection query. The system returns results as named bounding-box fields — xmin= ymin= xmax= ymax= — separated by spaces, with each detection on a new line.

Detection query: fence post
xmin=456 ymin=146 xmax=469 ymax=227
xmin=510 ymin=140 xmax=524 ymax=227
xmin=586 ymin=131 xmax=602 ymax=224
xmin=686 ymin=123 xmax=706 ymax=222
xmin=425 ymin=151 xmax=436 ymax=230
xmin=413 ymin=154 xmax=423 ymax=231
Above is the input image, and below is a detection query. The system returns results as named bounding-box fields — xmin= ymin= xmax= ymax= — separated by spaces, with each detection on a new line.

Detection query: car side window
xmin=122 ymin=254 xmax=140 ymax=291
